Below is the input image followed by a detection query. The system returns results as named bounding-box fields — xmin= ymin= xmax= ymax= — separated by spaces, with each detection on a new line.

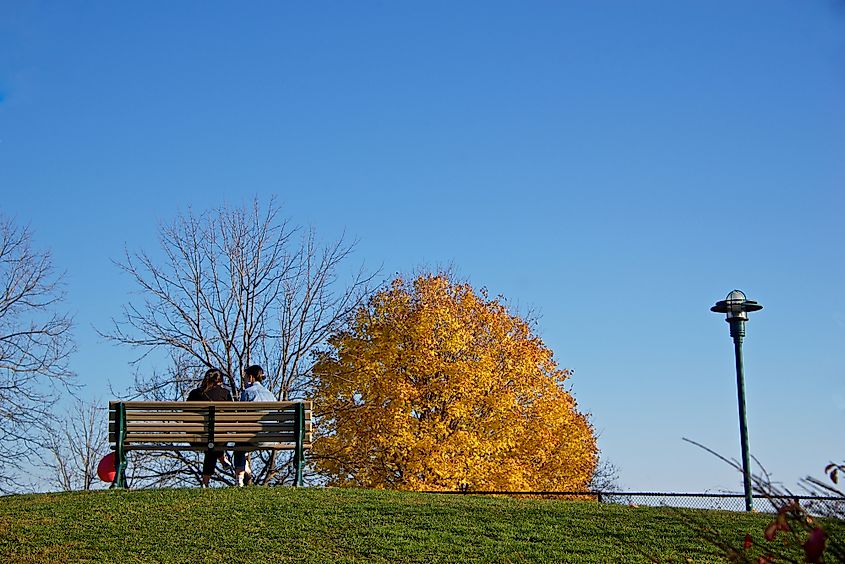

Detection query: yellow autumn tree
xmin=311 ymin=274 xmax=597 ymax=491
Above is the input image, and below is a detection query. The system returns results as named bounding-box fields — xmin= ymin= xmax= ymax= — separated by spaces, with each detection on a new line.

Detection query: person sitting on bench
xmin=234 ymin=364 xmax=276 ymax=486
xmin=186 ymin=368 xmax=233 ymax=487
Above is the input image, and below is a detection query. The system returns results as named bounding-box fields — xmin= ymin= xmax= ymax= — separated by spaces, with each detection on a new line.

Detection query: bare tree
xmin=589 ymin=456 xmax=623 ymax=493
xmin=103 ymin=198 xmax=375 ymax=486
xmin=42 ymin=399 xmax=109 ymax=491
xmin=0 ymin=214 xmax=75 ymax=492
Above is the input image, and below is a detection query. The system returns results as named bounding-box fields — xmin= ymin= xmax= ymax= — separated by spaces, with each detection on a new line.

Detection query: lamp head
xmin=711 ymin=290 xmax=763 ymax=322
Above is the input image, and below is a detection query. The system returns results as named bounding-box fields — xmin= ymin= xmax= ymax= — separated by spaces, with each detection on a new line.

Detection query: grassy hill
xmin=0 ymin=487 xmax=838 ymax=563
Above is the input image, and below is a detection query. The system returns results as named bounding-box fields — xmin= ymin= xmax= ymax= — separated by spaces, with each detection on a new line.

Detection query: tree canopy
xmin=311 ymin=274 xmax=597 ymax=491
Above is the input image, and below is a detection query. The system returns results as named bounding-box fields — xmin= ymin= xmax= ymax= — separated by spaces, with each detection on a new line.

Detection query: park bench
xmin=108 ymin=400 xmax=312 ymax=488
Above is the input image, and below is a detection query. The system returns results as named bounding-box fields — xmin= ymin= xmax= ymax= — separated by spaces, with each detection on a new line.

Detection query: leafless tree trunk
xmin=41 ymin=400 xmax=109 ymax=491
xmin=0 ymin=214 xmax=75 ymax=492
xmin=103 ymin=198 xmax=375 ymax=486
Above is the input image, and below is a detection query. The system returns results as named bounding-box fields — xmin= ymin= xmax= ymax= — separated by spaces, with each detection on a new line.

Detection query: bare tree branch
xmin=40 ymin=399 xmax=109 ymax=491
xmin=0 ymin=214 xmax=75 ymax=492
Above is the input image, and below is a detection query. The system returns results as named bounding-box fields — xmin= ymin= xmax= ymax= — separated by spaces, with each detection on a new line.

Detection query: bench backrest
xmin=108 ymin=401 xmax=312 ymax=451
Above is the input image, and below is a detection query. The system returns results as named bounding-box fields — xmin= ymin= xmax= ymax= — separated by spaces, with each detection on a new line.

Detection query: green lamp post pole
xmin=711 ymin=290 xmax=762 ymax=512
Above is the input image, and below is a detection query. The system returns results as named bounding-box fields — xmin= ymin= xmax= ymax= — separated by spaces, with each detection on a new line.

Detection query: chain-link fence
xmin=599 ymin=492 xmax=843 ymax=515
xmin=429 ymin=491 xmax=843 ymax=516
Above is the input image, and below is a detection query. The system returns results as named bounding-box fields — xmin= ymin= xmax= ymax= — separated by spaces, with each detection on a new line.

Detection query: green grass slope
xmin=0 ymin=487 xmax=837 ymax=563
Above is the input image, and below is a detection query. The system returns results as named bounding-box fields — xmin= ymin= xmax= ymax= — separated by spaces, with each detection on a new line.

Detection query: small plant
xmin=683 ymin=439 xmax=843 ymax=563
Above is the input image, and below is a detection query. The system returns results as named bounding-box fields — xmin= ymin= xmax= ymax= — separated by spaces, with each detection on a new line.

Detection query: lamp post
xmin=711 ymin=290 xmax=763 ymax=512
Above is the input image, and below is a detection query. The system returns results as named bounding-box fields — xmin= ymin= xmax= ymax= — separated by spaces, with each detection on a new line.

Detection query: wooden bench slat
xmin=120 ymin=433 xmax=209 ymax=442
xmin=115 ymin=413 xmax=309 ymax=424
xmin=118 ymin=434 xmax=305 ymax=442
xmin=109 ymin=419 xmax=312 ymax=432
xmin=214 ymin=422 xmax=311 ymax=432
xmin=110 ymin=434 xmax=206 ymax=443
xmin=111 ymin=424 xmax=312 ymax=441
xmin=123 ymin=413 xmax=208 ymax=422
xmin=209 ymin=433 xmax=301 ymax=441
xmin=110 ymin=400 xmax=311 ymax=409
xmin=110 ymin=423 xmax=207 ymax=432
xmin=111 ymin=423 xmax=295 ymax=432
xmin=111 ymin=419 xmax=312 ymax=429
xmin=122 ymin=444 xmax=312 ymax=452
xmin=120 ymin=434 xmax=299 ymax=442
xmin=111 ymin=410 xmax=311 ymax=421
xmin=212 ymin=405 xmax=306 ymax=412
xmin=110 ymin=405 xmax=219 ymax=414
xmin=118 ymin=433 xmax=311 ymax=443
xmin=111 ymin=432 xmax=314 ymax=442
xmin=201 ymin=411 xmax=304 ymax=422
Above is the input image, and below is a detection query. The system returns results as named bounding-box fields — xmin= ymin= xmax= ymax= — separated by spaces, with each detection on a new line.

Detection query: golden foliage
xmin=311 ymin=274 xmax=597 ymax=492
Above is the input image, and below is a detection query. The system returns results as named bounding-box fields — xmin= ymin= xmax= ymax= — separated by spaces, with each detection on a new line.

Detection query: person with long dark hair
xmin=187 ymin=368 xmax=233 ymax=487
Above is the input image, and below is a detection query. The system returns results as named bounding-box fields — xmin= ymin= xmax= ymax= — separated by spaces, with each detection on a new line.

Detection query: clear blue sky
xmin=2 ymin=1 xmax=843 ymax=493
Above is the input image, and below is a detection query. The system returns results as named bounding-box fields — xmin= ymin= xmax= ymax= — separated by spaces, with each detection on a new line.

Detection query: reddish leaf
xmin=764 ymin=522 xmax=779 ymax=542
xmin=743 ymin=533 xmax=753 ymax=550
xmin=775 ymin=513 xmax=790 ymax=532
xmin=824 ymin=463 xmax=840 ymax=483
xmin=803 ymin=527 xmax=827 ymax=563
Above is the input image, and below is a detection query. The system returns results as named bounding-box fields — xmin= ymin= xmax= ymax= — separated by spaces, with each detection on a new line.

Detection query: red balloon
xmin=97 ymin=452 xmax=117 ymax=483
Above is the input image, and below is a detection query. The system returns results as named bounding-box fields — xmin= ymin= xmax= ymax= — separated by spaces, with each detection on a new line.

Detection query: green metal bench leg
xmin=112 ymin=402 xmax=128 ymax=489
xmin=294 ymin=402 xmax=305 ymax=487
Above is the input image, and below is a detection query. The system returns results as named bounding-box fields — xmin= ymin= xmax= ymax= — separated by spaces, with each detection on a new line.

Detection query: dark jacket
xmin=187 ymin=384 xmax=233 ymax=402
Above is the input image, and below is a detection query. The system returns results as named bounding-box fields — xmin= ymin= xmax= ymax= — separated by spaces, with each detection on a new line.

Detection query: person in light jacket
xmin=234 ymin=364 xmax=276 ymax=486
